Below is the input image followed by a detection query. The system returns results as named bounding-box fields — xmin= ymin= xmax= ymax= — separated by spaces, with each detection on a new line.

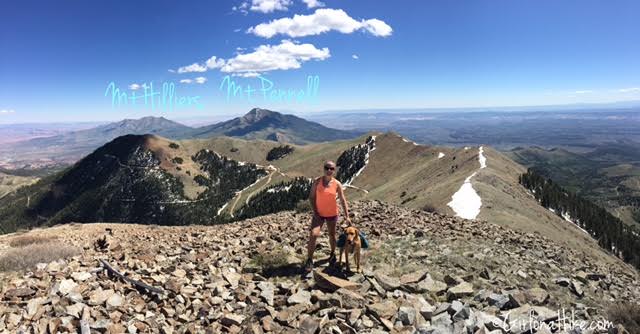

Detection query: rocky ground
xmin=0 ymin=200 xmax=638 ymax=333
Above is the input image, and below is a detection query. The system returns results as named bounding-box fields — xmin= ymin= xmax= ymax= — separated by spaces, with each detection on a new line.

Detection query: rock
xmin=367 ymin=300 xmax=398 ymax=320
xmin=221 ymin=314 xmax=245 ymax=327
xmin=400 ymin=270 xmax=428 ymax=285
xmin=257 ymin=281 xmax=275 ymax=306
xmin=415 ymin=275 xmax=447 ymax=294
xmin=430 ymin=311 xmax=453 ymax=328
xmin=89 ymin=289 xmax=114 ymax=305
xmin=516 ymin=270 xmax=528 ymax=279
xmin=418 ymin=300 xmax=436 ymax=321
xmin=374 ymin=272 xmax=401 ymax=291
xmin=479 ymin=267 xmax=494 ymax=280
xmin=287 ymin=290 xmax=311 ymax=305
xmin=172 ymin=268 xmax=187 ymax=278
xmin=223 ymin=270 xmax=241 ymax=289
xmin=299 ymin=316 xmax=319 ymax=334
xmin=524 ymin=287 xmax=549 ymax=305
xmin=65 ymin=303 xmax=85 ymax=318
xmin=587 ymin=273 xmax=605 ymax=281
xmin=58 ymin=279 xmax=77 ymax=295
xmin=447 ymin=282 xmax=473 ymax=300
xmin=397 ymin=306 xmax=416 ymax=326
xmin=487 ymin=293 xmax=510 ymax=309
xmin=25 ymin=297 xmax=46 ymax=319
xmin=452 ymin=304 xmax=471 ymax=321
xmin=335 ymin=288 xmax=366 ymax=309
xmin=314 ymin=270 xmax=360 ymax=291
xmin=70 ymin=271 xmax=92 ymax=282
xmin=5 ymin=287 xmax=35 ymax=298
xmin=570 ymin=280 xmax=584 ymax=297
xmin=106 ymin=293 xmax=124 ymax=308
xmin=555 ymin=277 xmax=571 ymax=287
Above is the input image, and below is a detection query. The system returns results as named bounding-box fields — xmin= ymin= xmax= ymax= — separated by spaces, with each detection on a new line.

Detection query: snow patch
xmin=478 ymin=146 xmax=487 ymax=169
xmin=447 ymin=172 xmax=481 ymax=220
xmin=438 ymin=152 xmax=445 ymax=159
xmin=447 ymin=146 xmax=487 ymax=220
xmin=217 ymin=202 xmax=228 ymax=215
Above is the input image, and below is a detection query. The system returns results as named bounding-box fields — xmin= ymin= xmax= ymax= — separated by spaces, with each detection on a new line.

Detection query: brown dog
xmin=339 ymin=226 xmax=362 ymax=273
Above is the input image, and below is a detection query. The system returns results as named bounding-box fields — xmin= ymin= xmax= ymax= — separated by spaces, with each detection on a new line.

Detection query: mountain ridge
xmin=0 ymin=109 xmax=362 ymax=168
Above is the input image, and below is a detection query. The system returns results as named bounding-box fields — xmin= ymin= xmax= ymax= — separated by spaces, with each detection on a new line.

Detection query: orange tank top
xmin=315 ymin=177 xmax=339 ymax=217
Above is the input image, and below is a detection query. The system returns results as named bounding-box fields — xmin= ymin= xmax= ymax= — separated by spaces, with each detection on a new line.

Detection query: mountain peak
xmin=242 ymin=108 xmax=277 ymax=123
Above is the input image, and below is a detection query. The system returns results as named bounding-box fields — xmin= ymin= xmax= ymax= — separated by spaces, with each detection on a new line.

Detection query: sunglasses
xmin=324 ymin=166 xmax=335 ymax=170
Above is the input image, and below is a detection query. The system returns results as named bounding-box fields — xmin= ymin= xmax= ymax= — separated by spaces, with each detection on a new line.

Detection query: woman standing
xmin=305 ymin=160 xmax=351 ymax=272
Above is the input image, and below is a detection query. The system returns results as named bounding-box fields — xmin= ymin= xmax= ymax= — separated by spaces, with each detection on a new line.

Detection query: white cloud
xmin=174 ymin=40 xmax=329 ymax=77
xmin=572 ymin=90 xmax=593 ymax=94
xmin=180 ymin=77 xmax=209 ymax=84
xmin=618 ymin=87 xmax=640 ymax=93
xmin=352 ymin=54 xmax=359 ymax=59
xmin=302 ymin=0 xmax=324 ymax=8
xmin=247 ymin=8 xmax=393 ymax=38
xmin=221 ymin=40 xmax=330 ymax=75
xmin=243 ymin=0 xmax=291 ymax=13
xmin=129 ymin=83 xmax=141 ymax=90
xmin=176 ymin=56 xmax=225 ymax=74
xmin=0 ymin=109 xmax=15 ymax=114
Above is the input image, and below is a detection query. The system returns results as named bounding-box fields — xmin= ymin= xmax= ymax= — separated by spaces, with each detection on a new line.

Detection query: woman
xmin=305 ymin=160 xmax=351 ymax=272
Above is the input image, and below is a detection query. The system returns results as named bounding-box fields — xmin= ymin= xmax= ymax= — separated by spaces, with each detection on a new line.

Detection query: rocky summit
xmin=0 ymin=201 xmax=638 ymax=333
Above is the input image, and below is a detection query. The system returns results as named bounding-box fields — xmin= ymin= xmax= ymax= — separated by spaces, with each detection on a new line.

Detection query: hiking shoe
xmin=304 ymin=258 xmax=314 ymax=272
xmin=328 ymin=252 xmax=337 ymax=264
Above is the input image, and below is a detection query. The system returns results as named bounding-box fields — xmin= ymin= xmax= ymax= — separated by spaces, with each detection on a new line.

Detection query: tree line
xmin=519 ymin=168 xmax=640 ymax=270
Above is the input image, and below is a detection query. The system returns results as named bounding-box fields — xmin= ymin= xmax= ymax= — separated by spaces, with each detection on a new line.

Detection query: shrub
xmin=169 ymin=142 xmax=179 ymax=149
xmin=422 ymin=203 xmax=438 ymax=213
xmin=172 ymin=157 xmax=184 ymax=164
xmin=0 ymin=242 xmax=81 ymax=272
xmin=266 ymin=145 xmax=294 ymax=161
xmin=295 ymin=199 xmax=312 ymax=213
xmin=607 ymin=302 xmax=640 ymax=334
xmin=9 ymin=234 xmax=58 ymax=247
xmin=251 ymin=248 xmax=291 ymax=271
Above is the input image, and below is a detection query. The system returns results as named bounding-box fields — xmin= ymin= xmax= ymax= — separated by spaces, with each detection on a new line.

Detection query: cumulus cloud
xmin=247 ymin=8 xmax=393 ymax=38
xmin=221 ymin=40 xmax=330 ymax=75
xmin=180 ymin=79 xmax=193 ymax=84
xmin=176 ymin=56 xmax=225 ymax=74
xmin=0 ymin=109 xmax=15 ymax=114
xmin=618 ymin=87 xmax=640 ymax=93
xmin=235 ymin=0 xmax=291 ymax=13
xmin=129 ymin=83 xmax=141 ymax=90
xmin=302 ymin=0 xmax=324 ymax=8
xmin=174 ymin=40 xmax=329 ymax=77
xmin=352 ymin=54 xmax=359 ymax=59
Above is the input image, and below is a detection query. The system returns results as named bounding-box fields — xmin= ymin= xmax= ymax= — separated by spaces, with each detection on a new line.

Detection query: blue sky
xmin=1 ymin=0 xmax=639 ymax=123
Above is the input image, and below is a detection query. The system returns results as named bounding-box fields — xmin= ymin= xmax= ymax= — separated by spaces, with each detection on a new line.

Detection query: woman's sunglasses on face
xmin=324 ymin=166 xmax=335 ymax=171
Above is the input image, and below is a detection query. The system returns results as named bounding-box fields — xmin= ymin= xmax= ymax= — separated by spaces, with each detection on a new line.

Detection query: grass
xmin=9 ymin=234 xmax=58 ymax=247
xmin=0 ymin=242 xmax=81 ymax=272
xmin=607 ymin=302 xmax=640 ymax=333
xmin=250 ymin=247 xmax=291 ymax=271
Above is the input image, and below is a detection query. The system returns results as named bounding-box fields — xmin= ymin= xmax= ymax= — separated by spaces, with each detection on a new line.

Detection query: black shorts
xmin=310 ymin=214 xmax=338 ymax=229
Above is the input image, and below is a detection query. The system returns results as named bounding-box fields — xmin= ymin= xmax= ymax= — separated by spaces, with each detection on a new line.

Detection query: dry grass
xmin=8 ymin=234 xmax=58 ymax=247
xmin=607 ymin=302 xmax=640 ymax=334
xmin=0 ymin=242 xmax=81 ymax=272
